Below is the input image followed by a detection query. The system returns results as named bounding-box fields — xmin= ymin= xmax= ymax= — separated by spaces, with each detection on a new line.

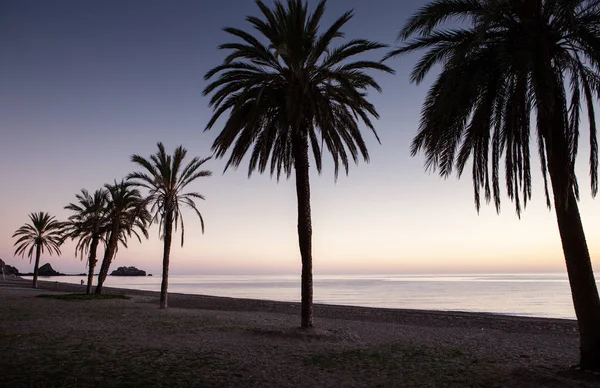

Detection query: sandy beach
xmin=1 ymin=277 xmax=598 ymax=387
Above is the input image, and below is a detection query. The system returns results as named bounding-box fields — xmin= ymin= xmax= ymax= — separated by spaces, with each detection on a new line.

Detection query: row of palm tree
xmin=12 ymin=143 xmax=212 ymax=309
xmin=9 ymin=0 xmax=600 ymax=371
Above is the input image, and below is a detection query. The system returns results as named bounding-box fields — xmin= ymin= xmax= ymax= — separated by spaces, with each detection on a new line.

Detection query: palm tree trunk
xmin=293 ymin=133 xmax=313 ymax=328
xmin=32 ymin=243 xmax=41 ymax=288
xmin=546 ymin=143 xmax=600 ymax=371
xmin=86 ymin=235 xmax=100 ymax=295
xmin=95 ymin=249 xmax=111 ymax=295
xmin=160 ymin=210 xmax=174 ymax=309
xmin=532 ymin=71 xmax=600 ymax=370
xmin=95 ymin=227 xmax=119 ymax=295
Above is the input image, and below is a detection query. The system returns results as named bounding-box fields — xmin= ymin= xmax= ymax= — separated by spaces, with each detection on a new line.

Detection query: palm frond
xmin=129 ymin=143 xmax=211 ymax=247
xmin=204 ymin=0 xmax=391 ymax=180
xmin=390 ymin=0 xmax=600 ymax=215
xmin=12 ymin=212 xmax=64 ymax=261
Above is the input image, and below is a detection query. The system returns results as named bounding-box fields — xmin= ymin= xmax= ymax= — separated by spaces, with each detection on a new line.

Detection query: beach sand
xmin=1 ymin=277 xmax=598 ymax=387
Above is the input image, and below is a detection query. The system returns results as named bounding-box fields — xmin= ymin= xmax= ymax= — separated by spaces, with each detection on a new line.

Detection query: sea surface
xmin=24 ymin=273 xmax=575 ymax=319
xmin=26 ymin=273 xmax=585 ymax=319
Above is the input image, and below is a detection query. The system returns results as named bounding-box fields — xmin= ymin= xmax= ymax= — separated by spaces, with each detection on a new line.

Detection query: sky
xmin=1 ymin=0 xmax=599 ymax=276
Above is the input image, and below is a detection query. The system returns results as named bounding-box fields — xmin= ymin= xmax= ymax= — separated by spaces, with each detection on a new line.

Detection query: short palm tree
xmin=95 ymin=180 xmax=150 ymax=294
xmin=203 ymin=0 xmax=393 ymax=328
xmin=386 ymin=0 xmax=600 ymax=370
xmin=63 ymin=189 xmax=109 ymax=294
xmin=128 ymin=142 xmax=212 ymax=308
xmin=12 ymin=212 xmax=63 ymax=288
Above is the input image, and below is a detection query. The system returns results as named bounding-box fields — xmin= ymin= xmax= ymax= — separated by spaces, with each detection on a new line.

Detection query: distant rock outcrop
xmin=0 ymin=259 xmax=20 ymax=276
xmin=5 ymin=265 xmax=20 ymax=276
xmin=38 ymin=263 xmax=63 ymax=276
xmin=111 ymin=266 xmax=146 ymax=276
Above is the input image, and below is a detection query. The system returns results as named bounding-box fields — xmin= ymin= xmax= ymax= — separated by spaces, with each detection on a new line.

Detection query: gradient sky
xmin=1 ymin=0 xmax=599 ymax=276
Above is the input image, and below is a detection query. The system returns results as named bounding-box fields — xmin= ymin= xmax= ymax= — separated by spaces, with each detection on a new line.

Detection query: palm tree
xmin=12 ymin=212 xmax=63 ymax=288
xmin=128 ymin=142 xmax=212 ymax=308
xmin=386 ymin=0 xmax=600 ymax=370
xmin=203 ymin=0 xmax=393 ymax=327
xmin=95 ymin=180 xmax=150 ymax=295
xmin=63 ymin=189 xmax=109 ymax=294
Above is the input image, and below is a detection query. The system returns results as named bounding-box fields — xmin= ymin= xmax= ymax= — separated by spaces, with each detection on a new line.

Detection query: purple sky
xmin=1 ymin=0 xmax=599 ymax=276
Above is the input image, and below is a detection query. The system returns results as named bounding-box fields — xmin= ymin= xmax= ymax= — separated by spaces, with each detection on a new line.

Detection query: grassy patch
xmin=37 ymin=293 xmax=130 ymax=300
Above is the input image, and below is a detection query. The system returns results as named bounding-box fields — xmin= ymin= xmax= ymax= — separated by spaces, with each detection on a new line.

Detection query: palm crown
xmin=63 ymin=189 xmax=109 ymax=262
xmin=103 ymin=180 xmax=150 ymax=249
xmin=105 ymin=180 xmax=148 ymax=226
xmin=128 ymin=142 xmax=212 ymax=246
xmin=203 ymin=0 xmax=394 ymax=178
xmin=386 ymin=0 xmax=600 ymax=215
xmin=13 ymin=212 xmax=63 ymax=262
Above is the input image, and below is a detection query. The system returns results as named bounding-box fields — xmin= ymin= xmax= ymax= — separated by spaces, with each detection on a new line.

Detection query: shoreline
xmin=19 ymin=272 xmax=578 ymax=321
xmin=9 ymin=277 xmax=578 ymax=336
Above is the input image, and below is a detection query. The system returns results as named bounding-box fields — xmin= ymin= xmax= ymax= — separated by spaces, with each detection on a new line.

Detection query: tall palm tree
xmin=95 ymin=180 xmax=150 ymax=295
xmin=128 ymin=142 xmax=212 ymax=308
xmin=386 ymin=0 xmax=600 ymax=370
xmin=203 ymin=0 xmax=393 ymax=327
xmin=12 ymin=212 xmax=63 ymax=288
xmin=63 ymin=189 xmax=109 ymax=294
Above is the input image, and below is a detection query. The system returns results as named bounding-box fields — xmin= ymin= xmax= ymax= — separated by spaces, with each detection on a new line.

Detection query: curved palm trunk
xmin=293 ymin=134 xmax=313 ymax=328
xmin=546 ymin=143 xmax=600 ymax=370
xmin=537 ymin=81 xmax=600 ymax=369
xmin=160 ymin=211 xmax=174 ymax=309
xmin=95 ymin=226 xmax=119 ymax=295
xmin=86 ymin=235 xmax=100 ymax=295
xmin=32 ymin=243 xmax=41 ymax=288
xmin=95 ymin=248 xmax=112 ymax=295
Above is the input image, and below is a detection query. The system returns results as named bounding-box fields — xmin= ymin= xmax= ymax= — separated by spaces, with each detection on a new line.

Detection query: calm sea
xmin=25 ymin=273 xmax=588 ymax=319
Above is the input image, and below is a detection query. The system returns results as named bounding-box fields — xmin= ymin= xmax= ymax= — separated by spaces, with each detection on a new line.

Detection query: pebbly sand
xmin=1 ymin=277 xmax=598 ymax=387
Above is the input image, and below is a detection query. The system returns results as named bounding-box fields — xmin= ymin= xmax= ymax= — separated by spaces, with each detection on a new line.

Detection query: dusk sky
xmin=2 ymin=0 xmax=600 ymax=276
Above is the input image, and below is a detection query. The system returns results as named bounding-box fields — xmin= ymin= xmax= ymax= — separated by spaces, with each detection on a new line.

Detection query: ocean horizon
xmin=24 ymin=272 xmax=587 ymax=320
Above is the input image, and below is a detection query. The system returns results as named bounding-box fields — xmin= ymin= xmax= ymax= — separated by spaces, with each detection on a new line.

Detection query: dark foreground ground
xmin=1 ymin=278 xmax=599 ymax=387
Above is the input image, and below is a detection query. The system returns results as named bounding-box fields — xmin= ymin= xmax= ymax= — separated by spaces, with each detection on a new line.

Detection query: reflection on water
xmin=26 ymin=273 xmax=585 ymax=319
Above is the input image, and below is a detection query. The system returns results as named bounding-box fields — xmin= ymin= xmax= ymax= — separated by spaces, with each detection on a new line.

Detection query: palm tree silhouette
xmin=95 ymin=180 xmax=150 ymax=294
xmin=128 ymin=142 xmax=212 ymax=308
xmin=12 ymin=212 xmax=63 ymax=288
xmin=63 ymin=189 xmax=109 ymax=294
xmin=386 ymin=0 xmax=600 ymax=370
xmin=203 ymin=0 xmax=393 ymax=328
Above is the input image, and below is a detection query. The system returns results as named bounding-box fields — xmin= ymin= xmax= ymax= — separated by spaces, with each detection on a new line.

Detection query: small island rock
xmin=111 ymin=266 xmax=146 ymax=276
xmin=38 ymin=263 xmax=63 ymax=276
